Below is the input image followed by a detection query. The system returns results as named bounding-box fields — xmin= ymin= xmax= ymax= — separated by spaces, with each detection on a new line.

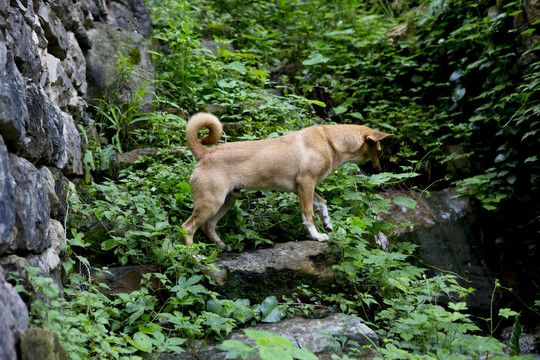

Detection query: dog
xmin=181 ymin=112 xmax=393 ymax=250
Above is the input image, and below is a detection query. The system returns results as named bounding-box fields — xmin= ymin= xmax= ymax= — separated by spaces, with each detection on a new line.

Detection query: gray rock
xmin=229 ymin=314 xmax=378 ymax=360
xmin=39 ymin=166 xmax=61 ymax=219
xmin=111 ymin=148 xmax=157 ymax=170
xmin=86 ymin=22 xmax=155 ymax=109
xmin=37 ymin=1 xmax=69 ymax=60
xmin=8 ymin=154 xmax=51 ymax=253
xmin=62 ymin=31 xmax=87 ymax=95
xmin=160 ymin=313 xmax=378 ymax=360
xmin=5 ymin=5 xmax=42 ymax=82
xmin=41 ymin=51 xmax=73 ymax=109
xmin=49 ymin=168 xmax=73 ymax=222
xmin=23 ymin=83 xmax=67 ymax=168
xmin=209 ymin=241 xmax=337 ymax=301
xmin=0 ymin=268 xmax=29 ymax=360
xmin=0 ymin=41 xmax=28 ymax=148
xmin=61 ymin=112 xmax=83 ymax=176
xmin=20 ymin=327 xmax=67 ymax=360
xmin=0 ymin=219 xmax=65 ymax=290
xmin=107 ymin=0 xmax=153 ymax=38
xmin=377 ymin=188 xmax=493 ymax=311
xmin=0 ymin=136 xmax=16 ymax=255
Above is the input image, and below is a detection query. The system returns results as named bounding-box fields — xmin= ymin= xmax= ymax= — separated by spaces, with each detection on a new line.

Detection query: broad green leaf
xmin=260 ymin=347 xmax=293 ymax=360
xmin=217 ymin=340 xmax=255 ymax=359
xmin=129 ymin=332 xmax=153 ymax=353
xmin=393 ymin=196 xmax=417 ymax=209
xmin=302 ymin=53 xmax=329 ymax=66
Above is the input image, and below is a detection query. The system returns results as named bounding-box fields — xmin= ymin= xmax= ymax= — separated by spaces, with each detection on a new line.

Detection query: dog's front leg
xmin=313 ymin=192 xmax=333 ymax=232
xmin=297 ymin=179 xmax=329 ymax=242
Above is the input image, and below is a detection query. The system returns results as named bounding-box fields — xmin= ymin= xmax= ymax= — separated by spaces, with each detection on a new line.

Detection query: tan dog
xmin=181 ymin=112 xmax=393 ymax=250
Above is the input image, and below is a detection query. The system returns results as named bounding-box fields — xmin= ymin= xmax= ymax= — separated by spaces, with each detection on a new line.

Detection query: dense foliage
xmin=17 ymin=0 xmax=539 ymax=359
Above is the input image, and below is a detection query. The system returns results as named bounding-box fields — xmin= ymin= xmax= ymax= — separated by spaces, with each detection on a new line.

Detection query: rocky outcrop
xmin=0 ymin=0 xmax=155 ymax=358
xmin=209 ymin=241 xmax=338 ymax=301
xmin=377 ymin=188 xmax=493 ymax=311
xmin=160 ymin=313 xmax=379 ymax=360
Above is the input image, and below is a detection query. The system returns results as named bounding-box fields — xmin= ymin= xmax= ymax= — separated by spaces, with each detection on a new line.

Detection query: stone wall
xmin=0 ymin=0 xmax=153 ymax=358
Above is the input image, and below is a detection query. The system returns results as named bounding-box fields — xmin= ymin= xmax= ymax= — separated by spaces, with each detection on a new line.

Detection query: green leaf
xmin=129 ymin=332 xmax=153 ymax=353
xmin=509 ymin=313 xmax=521 ymax=356
xmin=217 ymin=340 xmax=255 ymax=359
xmin=258 ymin=296 xmax=286 ymax=323
xmin=498 ymin=308 xmax=519 ymax=319
xmin=260 ymin=347 xmax=293 ymax=360
xmin=393 ymin=196 xmax=417 ymax=209
xmin=302 ymin=53 xmax=329 ymax=66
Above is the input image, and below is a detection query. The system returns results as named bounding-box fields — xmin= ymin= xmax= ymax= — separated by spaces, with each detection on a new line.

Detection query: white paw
xmin=312 ymin=233 xmax=329 ymax=242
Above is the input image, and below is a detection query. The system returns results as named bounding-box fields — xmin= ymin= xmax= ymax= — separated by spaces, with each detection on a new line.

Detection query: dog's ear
xmin=366 ymin=131 xmax=394 ymax=144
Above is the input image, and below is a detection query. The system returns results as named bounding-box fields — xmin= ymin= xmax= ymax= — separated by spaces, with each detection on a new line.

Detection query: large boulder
xmin=377 ymin=188 xmax=493 ymax=310
xmin=160 ymin=313 xmax=378 ymax=360
xmin=209 ymin=241 xmax=337 ymax=301
xmin=0 ymin=268 xmax=29 ymax=360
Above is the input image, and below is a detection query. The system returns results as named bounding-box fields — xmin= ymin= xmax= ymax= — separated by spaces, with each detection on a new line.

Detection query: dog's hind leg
xmin=200 ymin=191 xmax=239 ymax=251
xmin=181 ymin=191 xmax=228 ymax=248
xmin=297 ymin=178 xmax=329 ymax=242
xmin=313 ymin=192 xmax=333 ymax=232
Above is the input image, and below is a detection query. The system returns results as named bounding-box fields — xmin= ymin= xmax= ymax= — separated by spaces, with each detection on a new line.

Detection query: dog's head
xmin=359 ymin=130 xmax=394 ymax=172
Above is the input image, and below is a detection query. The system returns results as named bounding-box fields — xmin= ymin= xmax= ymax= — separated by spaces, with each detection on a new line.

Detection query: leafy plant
xmin=218 ymin=330 xmax=317 ymax=360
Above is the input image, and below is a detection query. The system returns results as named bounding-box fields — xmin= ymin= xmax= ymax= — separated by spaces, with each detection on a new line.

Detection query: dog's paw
xmin=312 ymin=233 xmax=329 ymax=242
xmin=323 ymin=222 xmax=334 ymax=232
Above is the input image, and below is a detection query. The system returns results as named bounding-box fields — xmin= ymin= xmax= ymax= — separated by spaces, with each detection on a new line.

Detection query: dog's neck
xmin=323 ymin=125 xmax=365 ymax=170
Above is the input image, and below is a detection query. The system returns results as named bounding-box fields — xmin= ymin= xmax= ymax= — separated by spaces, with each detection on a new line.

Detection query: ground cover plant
xmin=17 ymin=0 xmax=539 ymax=358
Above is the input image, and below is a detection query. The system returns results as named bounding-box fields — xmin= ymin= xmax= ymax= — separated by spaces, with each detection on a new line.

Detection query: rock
xmin=86 ymin=22 xmax=155 ymax=109
xmin=0 ymin=41 xmax=28 ymax=148
xmin=230 ymin=314 xmax=378 ymax=360
xmin=106 ymin=0 xmax=153 ymax=38
xmin=160 ymin=313 xmax=378 ymax=360
xmin=62 ymin=31 xmax=87 ymax=95
xmin=20 ymin=327 xmax=67 ymax=360
xmin=94 ymin=265 xmax=161 ymax=295
xmin=377 ymin=188 xmax=493 ymax=311
xmin=37 ymin=1 xmax=69 ymax=60
xmin=5 ymin=5 xmax=42 ymax=82
xmin=23 ymin=83 xmax=67 ymax=169
xmin=385 ymin=23 xmax=415 ymax=46
xmin=209 ymin=241 xmax=337 ymax=301
xmin=0 ymin=219 xmax=65 ymax=290
xmin=41 ymin=51 xmax=73 ymax=109
xmin=0 ymin=136 xmax=16 ymax=255
xmin=49 ymin=168 xmax=73 ymax=222
xmin=61 ymin=111 xmax=83 ymax=176
xmin=0 ymin=268 xmax=29 ymax=360
xmin=111 ymin=148 xmax=158 ymax=169
xmin=8 ymin=154 xmax=51 ymax=253
xmin=39 ymin=166 xmax=61 ymax=219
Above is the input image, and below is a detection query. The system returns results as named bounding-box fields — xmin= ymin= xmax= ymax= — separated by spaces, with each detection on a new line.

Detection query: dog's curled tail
xmin=185 ymin=112 xmax=223 ymax=161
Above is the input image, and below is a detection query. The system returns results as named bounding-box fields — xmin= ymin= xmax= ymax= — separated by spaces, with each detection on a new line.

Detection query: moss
xmin=216 ymin=269 xmax=326 ymax=303
xmin=202 ymin=23 xmax=232 ymax=39
xmin=128 ymin=47 xmax=141 ymax=66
